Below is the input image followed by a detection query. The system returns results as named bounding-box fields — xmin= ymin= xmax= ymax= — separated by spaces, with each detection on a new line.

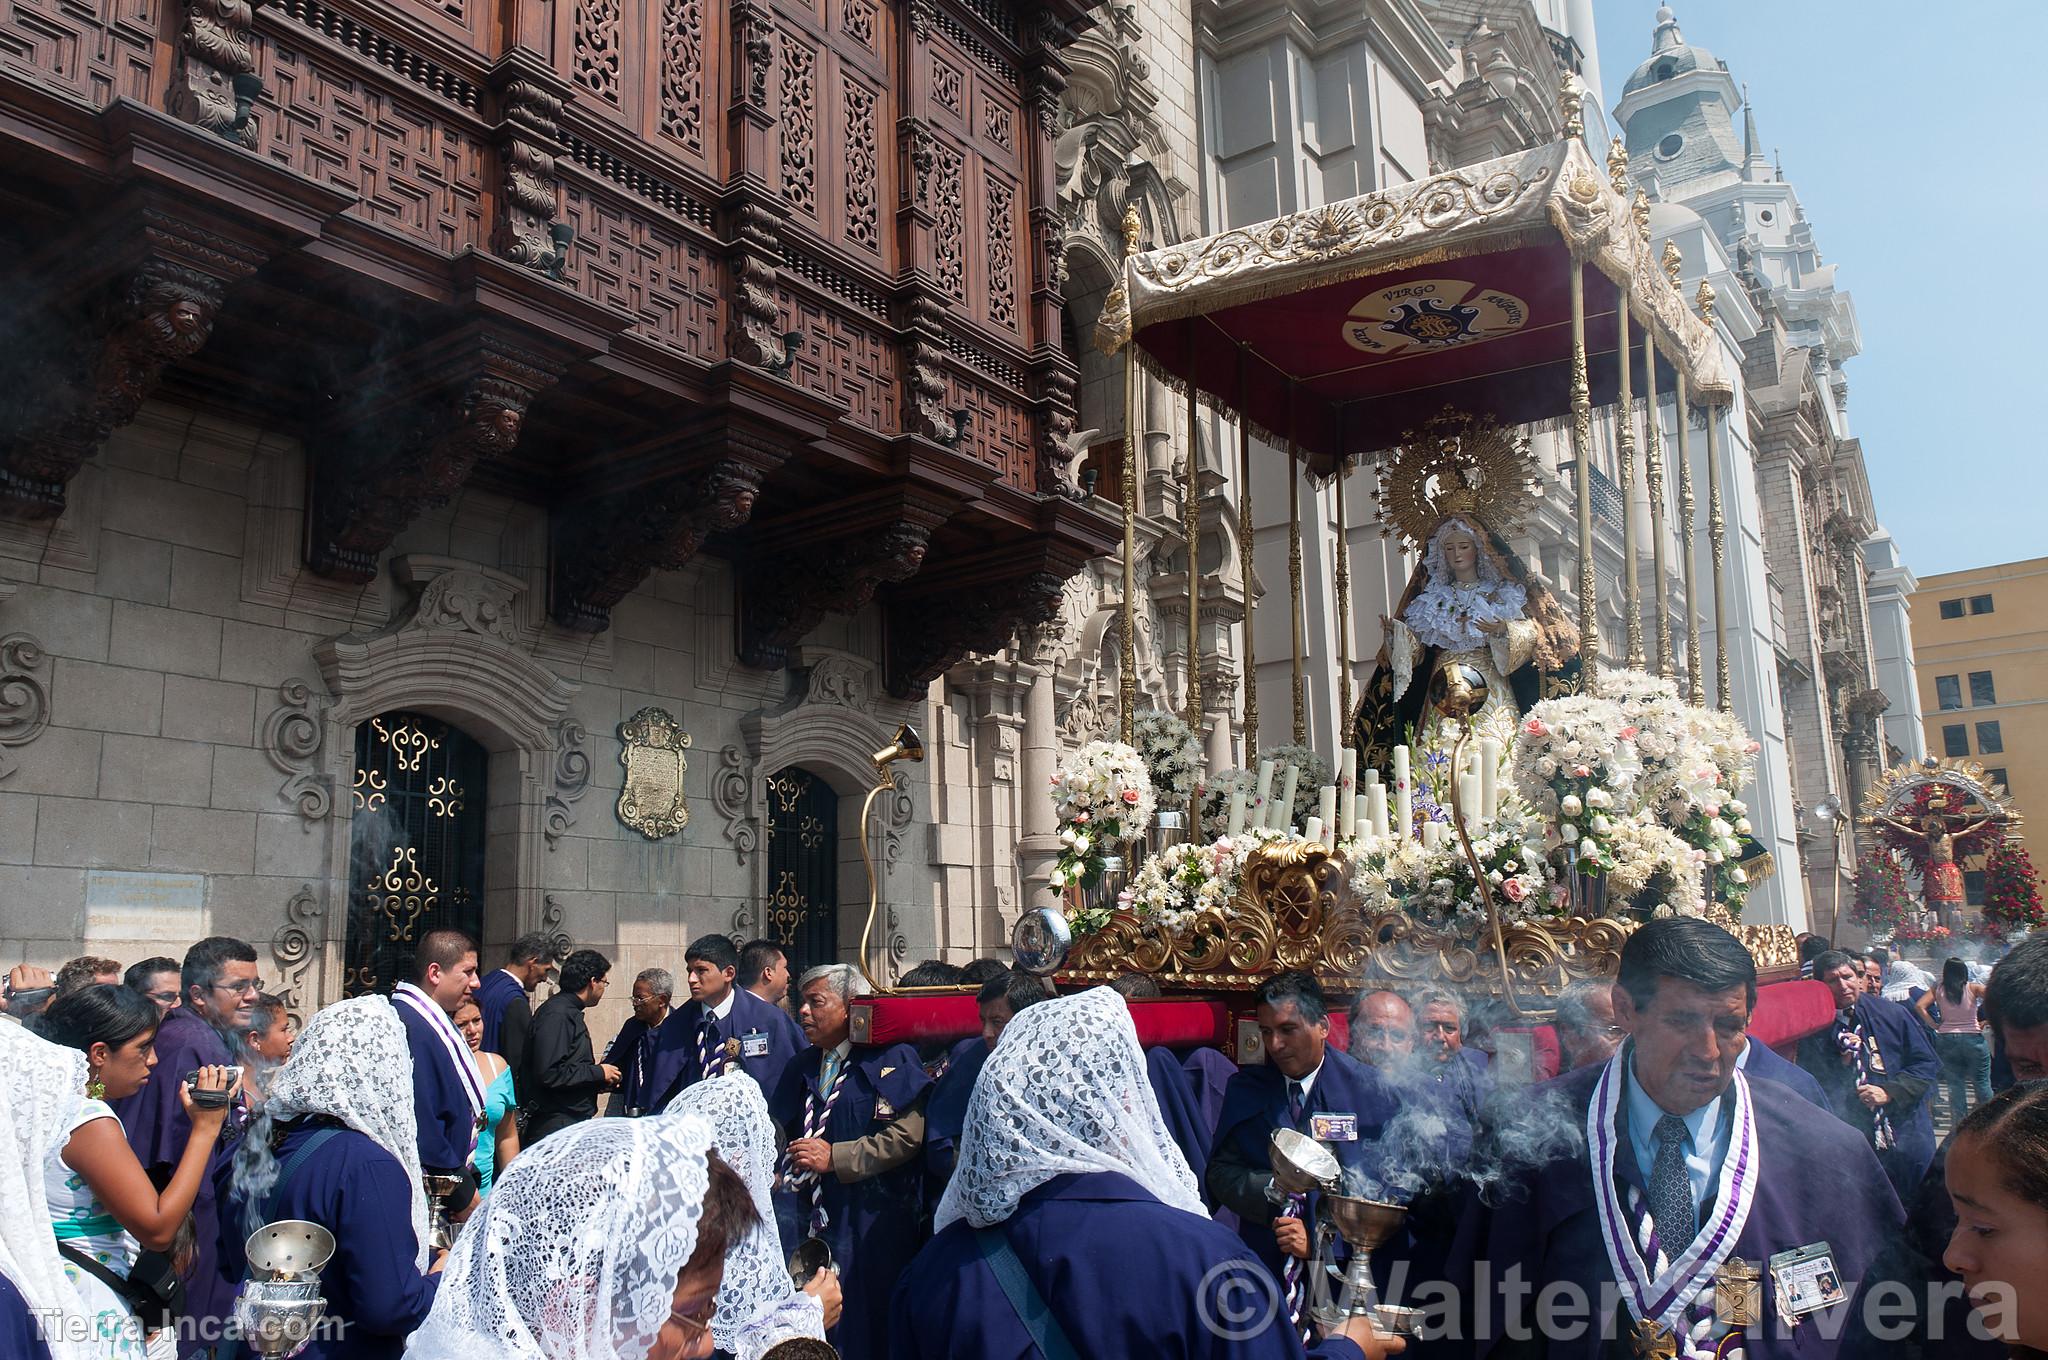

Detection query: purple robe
xmin=217 ymin=1122 xmax=439 ymax=1360
xmin=1452 ymin=1062 xmax=1906 ymax=1358
xmin=922 ymin=1035 xmax=988 ymax=1186
xmin=600 ymin=1008 xmax=691 ymax=1115
xmin=768 ymin=1042 xmax=931 ymax=1360
xmin=0 ymin=1272 xmax=51 ymax=1360
xmin=662 ymin=986 xmax=805 ymax=1105
xmin=1743 ymin=1038 xmax=1830 ymax=1110
xmin=393 ymin=998 xmax=479 ymax=1173
xmin=473 ymin=969 xmax=526 ymax=1058
xmin=1209 ymin=1046 xmax=1407 ymax=1283
xmin=890 ymin=1171 xmax=1365 ymax=1360
xmin=1148 ymin=1044 xmax=1213 ymax=1186
xmin=109 ymin=1005 xmax=243 ymax=1358
xmin=1796 ymin=995 xmax=1939 ymax=1202
xmin=1182 ymin=1045 xmax=1239 ymax=1136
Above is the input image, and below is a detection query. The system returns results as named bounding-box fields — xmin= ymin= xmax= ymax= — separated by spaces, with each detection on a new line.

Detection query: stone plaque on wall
xmin=617 ymin=707 xmax=692 ymax=839
xmin=86 ymin=871 xmax=208 ymax=943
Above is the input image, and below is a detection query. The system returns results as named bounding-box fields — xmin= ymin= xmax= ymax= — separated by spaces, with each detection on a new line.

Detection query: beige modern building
xmin=1912 ymin=558 xmax=2048 ymax=888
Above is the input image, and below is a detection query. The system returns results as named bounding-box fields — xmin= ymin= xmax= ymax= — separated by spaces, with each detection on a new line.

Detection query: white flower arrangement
xmin=1197 ymin=767 xmax=1259 ymax=841
xmin=1132 ymin=709 xmax=1203 ymax=812
xmin=1347 ymin=803 xmax=1556 ymax=933
xmin=1120 ymin=835 xmax=1258 ymax=935
xmin=1605 ymin=816 xmax=1706 ymax=914
xmin=1049 ymin=740 xmax=1155 ymax=900
xmin=1510 ymin=693 xmax=1638 ymax=874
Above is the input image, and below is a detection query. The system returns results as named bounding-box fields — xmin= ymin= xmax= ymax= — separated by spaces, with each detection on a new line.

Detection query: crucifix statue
xmin=1870 ymin=786 xmax=1999 ymax=930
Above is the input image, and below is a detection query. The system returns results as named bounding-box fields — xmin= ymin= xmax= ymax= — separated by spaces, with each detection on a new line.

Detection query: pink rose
xmin=1746 ymin=741 xmax=1761 ymax=754
xmin=1618 ymin=726 xmax=1638 ymax=740
xmin=1074 ymin=812 xmax=1091 ymax=823
xmin=1502 ymin=878 xmax=1527 ymax=902
xmin=1572 ymin=765 xmax=1591 ymax=779
xmin=1121 ymin=789 xmax=1141 ymax=805
xmin=1524 ymin=718 xmax=1548 ymax=736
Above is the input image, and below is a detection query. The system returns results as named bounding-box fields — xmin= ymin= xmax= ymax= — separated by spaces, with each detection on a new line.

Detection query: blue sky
xmin=1589 ymin=2 xmax=2047 ymax=577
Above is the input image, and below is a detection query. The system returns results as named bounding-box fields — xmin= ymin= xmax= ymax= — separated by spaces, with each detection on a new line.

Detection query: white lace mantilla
xmin=263 ymin=996 xmax=431 ymax=1269
xmin=406 ymin=1111 xmax=716 ymax=1360
xmin=0 ymin=1021 xmax=94 ymax=1360
xmin=665 ymin=1074 xmax=827 ymax=1360
xmin=933 ymin=986 xmax=1207 ymax=1232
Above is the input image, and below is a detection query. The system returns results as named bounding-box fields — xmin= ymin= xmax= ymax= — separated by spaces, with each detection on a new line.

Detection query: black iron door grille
xmin=763 ymin=766 xmax=838 ymax=972
xmin=344 ymin=712 xmax=488 ymax=995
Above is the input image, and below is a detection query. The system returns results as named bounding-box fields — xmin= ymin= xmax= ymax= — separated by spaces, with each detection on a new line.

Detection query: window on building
xmin=1977 ymin=721 xmax=2004 ymax=755
xmin=1987 ymin=768 xmax=2009 ymax=790
xmin=1965 ymin=870 xmax=1987 ymax=906
xmin=1939 ymin=599 xmax=1965 ymax=620
xmin=1970 ymin=595 xmax=1995 ymax=615
xmin=1942 ymin=724 xmax=1969 ymax=757
xmin=1657 ymin=133 xmax=1684 ymax=159
xmin=1970 ymin=671 xmax=1997 ymax=707
xmin=1935 ymin=675 xmax=1962 ymax=711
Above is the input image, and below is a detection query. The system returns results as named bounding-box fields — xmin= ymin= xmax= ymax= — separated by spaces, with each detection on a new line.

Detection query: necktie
xmin=1287 ymin=1079 xmax=1305 ymax=1128
xmin=1648 ymin=1113 xmax=1697 ymax=1254
xmin=697 ymin=1015 xmax=725 ymax=1080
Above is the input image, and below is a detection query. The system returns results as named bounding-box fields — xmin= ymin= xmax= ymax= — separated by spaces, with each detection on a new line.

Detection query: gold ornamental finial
xmin=1662 ymin=239 xmax=1683 ymax=288
xmin=1120 ymin=204 xmax=1142 ymax=257
xmin=1607 ymin=136 xmax=1630 ymax=195
xmin=1632 ymin=190 xmax=1651 ymax=244
xmin=1558 ymin=71 xmax=1584 ymax=140
xmin=1695 ymin=278 xmax=1717 ymax=323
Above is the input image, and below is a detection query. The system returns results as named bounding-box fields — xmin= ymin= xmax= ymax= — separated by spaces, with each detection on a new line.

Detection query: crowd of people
xmin=1 ymin=917 xmax=2046 ymax=1360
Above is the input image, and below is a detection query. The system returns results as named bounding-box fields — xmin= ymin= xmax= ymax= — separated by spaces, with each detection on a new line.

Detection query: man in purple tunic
xmin=472 ymin=931 xmax=559 ymax=1086
xmin=1451 ymin=918 xmax=1905 ymax=1358
xmin=660 ymin=934 xmax=805 ymax=1105
xmin=111 ymin=935 xmax=258 ymax=1358
xmin=769 ymin=963 xmax=931 ymax=1360
xmin=599 ymin=966 xmax=691 ymax=1115
xmin=924 ymin=967 xmax=1053 ymax=1186
xmin=1798 ymin=949 xmax=1940 ymax=1202
xmin=893 ymin=986 xmax=1398 ymax=1359
xmin=387 ymin=929 xmax=485 ymax=1218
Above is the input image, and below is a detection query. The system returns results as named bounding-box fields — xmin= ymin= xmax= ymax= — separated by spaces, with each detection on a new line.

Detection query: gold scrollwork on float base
xmin=1061 ymin=841 xmax=1801 ymax=996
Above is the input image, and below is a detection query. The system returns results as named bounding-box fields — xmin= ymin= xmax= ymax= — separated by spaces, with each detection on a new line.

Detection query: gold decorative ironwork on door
xmin=344 ymin=713 xmax=488 ymax=995
xmin=763 ymin=766 xmax=838 ymax=969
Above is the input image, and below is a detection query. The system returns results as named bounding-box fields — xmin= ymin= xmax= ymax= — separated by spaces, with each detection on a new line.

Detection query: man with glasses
xmin=124 ymin=956 xmax=183 ymax=1015
xmin=1347 ymin=988 xmax=1418 ymax=1070
xmin=113 ymin=935 xmax=259 ymax=1357
xmin=1410 ymin=985 xmax=1489 ymax=1129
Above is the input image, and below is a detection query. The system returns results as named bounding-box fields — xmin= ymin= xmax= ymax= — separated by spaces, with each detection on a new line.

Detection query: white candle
xmin=1365 ymin=768 xmax=1381 ymax=786
xmin=1322 ymin=816 xmax=1338 ymax=849
xmin=1367 ymin=783 xmax=1389 ymax=839
xmin=1460 ymin=775 xmax=1481 ymax=831
xmin=1354 ymin=818 xmax=1372 ymax=844
xmin=1276 ymin=765 xmax=1300 ymax=831
xmin=1422 ymin=821 xmax=1440 ymax=849
xmin=1317 ymin=785 xmax=1338 ymax=842
xmin=1303 ymin=815 xmax=1324 ymax=845
xmin=1253 ymin=760 xmax=1276 ymax=828
xmin=1226 ymin=787 xmax=1247 ymax=838
xmin=1338 ymin=749 xmax=1358 ymax=835
xmin=1393 ymin=746 xmax=1413 ymax=842
xmin=1480 ymin=739 xmax=1501 ymax=820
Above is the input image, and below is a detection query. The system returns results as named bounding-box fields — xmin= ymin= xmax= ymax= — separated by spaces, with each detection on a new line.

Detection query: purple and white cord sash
xmin=778 ymin=1059 xmax=850 ymax=1235
xmin=392 ymin=982 xmax=487 ymax=1127
xmin=1588 ymin=1050 xmax=1759 ymax=1349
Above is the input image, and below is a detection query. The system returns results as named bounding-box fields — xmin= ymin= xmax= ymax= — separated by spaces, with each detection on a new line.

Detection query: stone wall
xmin=0 ymin=401 xmax=943 ymax=1038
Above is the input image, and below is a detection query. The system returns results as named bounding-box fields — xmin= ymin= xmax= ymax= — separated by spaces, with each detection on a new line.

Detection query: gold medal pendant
xmin=1715 ymin=1258 xmax=1762 ymax=1328
xmin=1631 ymin=1317 xmax=1678 ymax=1360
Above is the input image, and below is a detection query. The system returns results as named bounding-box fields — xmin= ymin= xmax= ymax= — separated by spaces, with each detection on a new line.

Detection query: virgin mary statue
xmin=1351 ymin=410 xmax=1580 ymax=773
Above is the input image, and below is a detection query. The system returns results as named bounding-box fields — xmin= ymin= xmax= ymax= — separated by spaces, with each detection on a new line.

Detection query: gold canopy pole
xmin=1288 ymin=432 xmax=1306 ymax=745
xmin=1639 ymin=197 xmax=1672 ymax=679
xmin=1697 ymin=278 xmax=1733 ymax=714
xmin=1118 ymin=206 xmax=1140 ymax=744
xmin=1183 ymin=359 xmax=1203 ymax=735
xmin=1236 ymin=348 xmax=1257 ymax=759
xmin=1569 ymin=256 xmax=1599 ymax=681
xmin=1336 ymin=456 xmax=1352 ymax=732
xmin=1667 ymin=243 xmax=1705 ymax=708
xmin=1609 ymin=143 xmax=1643 ymax=671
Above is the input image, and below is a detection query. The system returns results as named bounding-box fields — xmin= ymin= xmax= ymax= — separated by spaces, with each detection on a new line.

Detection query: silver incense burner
xmin=235 ymin=1220 xmax=335 ymax=1359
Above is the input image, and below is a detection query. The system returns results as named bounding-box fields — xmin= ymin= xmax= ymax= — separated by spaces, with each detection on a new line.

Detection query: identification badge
xmin=742 ymin=1030 xmax=771 ymax=1059
xmin=1714 ymin=1257 xmax=1763 ymax=1328
xmin=1310 ymin=1112 xmax=1358 ymax=1142
xmin=1769 ymin=1243 xmax=1847 ymax=1324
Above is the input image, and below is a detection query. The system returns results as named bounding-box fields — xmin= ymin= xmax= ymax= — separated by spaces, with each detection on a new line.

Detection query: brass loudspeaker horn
xmin=857 ymin=725 xmax=925 ymax=990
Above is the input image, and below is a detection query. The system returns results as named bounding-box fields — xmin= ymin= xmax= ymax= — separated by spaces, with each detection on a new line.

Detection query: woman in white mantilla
xmin=1352 ymin=409 xmax=1580 ymax=776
